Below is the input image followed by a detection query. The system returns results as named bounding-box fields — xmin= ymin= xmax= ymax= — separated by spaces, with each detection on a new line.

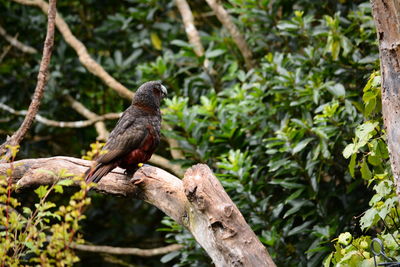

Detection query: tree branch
xmin=0 ymin=103 xmax=121 ymax=128
xmin=12 ymin=0 xmax=133 ymax=100
xmin=371 ymin=0 xmax=400 ymax=198
xmin=175 ymin=0 xmax=210 ymax=69
xmin=0 ymin=0 xmax=57 ymax=160
xmin=71 ymin=243 xmax=182 ymax=257
xmin=64 ymin=94 xmax=109 ymax=141
xmin=2 ymin=156 xmax=275 ymax=266
xmin=0 ymin=24 xmax=38 ymax=54
xmin=204 ymin=0 xmax=255 ymax=70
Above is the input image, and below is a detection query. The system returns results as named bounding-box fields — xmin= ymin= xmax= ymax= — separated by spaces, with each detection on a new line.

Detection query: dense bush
xmin=0 ymin=0 xmax=399 ymax=266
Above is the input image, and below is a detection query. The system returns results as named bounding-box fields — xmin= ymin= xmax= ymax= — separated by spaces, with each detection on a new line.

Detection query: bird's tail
xmin=85 ymin=163 xmax=114 ymax=184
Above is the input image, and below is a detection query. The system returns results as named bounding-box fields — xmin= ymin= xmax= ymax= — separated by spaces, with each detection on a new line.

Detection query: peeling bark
xmin=371 ymin=0 xmax=400 ymax=197
xmin=0 ymin=157 xmax=275 ymax=266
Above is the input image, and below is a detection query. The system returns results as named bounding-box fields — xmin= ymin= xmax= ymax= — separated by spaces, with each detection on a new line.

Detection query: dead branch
xmin=0 ymin=24 xmax=38 ymax=54
xmin=0 ymin=103 xmax=121 ymax=128
xmin=71 ymin=243 xmax=182 ymax=256
xmin=12 ymin=0 xmax=133 ymax=100
xmin=1 ymin=156 xmax=275 ymax=266
xmin=175 ymin=0 xmax=210 ymax=69
xmin=64 ymin=94 xmax=109 ymax=141
xmin=0 ymin=41 xmax=13 ymax=63
xmin=0 ymin=0 xmax=57 ymax=160
xmin=204 ymin=0 xmax=255 ymax=70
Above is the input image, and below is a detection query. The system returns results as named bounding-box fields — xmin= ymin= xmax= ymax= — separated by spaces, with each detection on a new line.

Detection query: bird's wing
xmin=96 ymin=111 xmax=148 ymax=164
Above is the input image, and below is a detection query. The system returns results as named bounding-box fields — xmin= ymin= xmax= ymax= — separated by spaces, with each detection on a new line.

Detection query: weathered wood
xmin=183 ymin=164 xmax=275 ymax=267
xmin=0 ymin=157 xmax=275 ymax=266
xmin=371 ymin=0 xmax=400 ymax=197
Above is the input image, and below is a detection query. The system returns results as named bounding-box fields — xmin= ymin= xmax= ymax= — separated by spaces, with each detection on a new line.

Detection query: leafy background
xmin=0 ymin=0 xmax=398 ymax=266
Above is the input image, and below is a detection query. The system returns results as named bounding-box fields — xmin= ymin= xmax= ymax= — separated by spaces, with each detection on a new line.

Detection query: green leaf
xmin=343 ymin=143 xmax=356 ymax=159
xmin=327 ymin=83 xmax=345 ymax=97
xmin=150 ymin=32 xmax=162 ymax=50
xmin=34 ymin=186 xmax=48 ymax=199
xmin=360 ymin=208 xmax=379 ymax=230
xmin=355 ymin=121 xmax=378 ymax=143
xmin=349 ymin=154 xmax=356 ymax=178
xmin=205 ymin=49 xmax=226 ymax=58
xmin=23 ymin=207 xmax=32 ymax=215
xmin=292 ymin=138 xmax=314 ymax=154
xmin=323 ymin=253 xmax=333 ymax=267
xmin=270 ymin=179 xmax=305 ymax=189
xmin=160 ymin=251 xmax=180 ymax=263
xmin=54 ymin=185 xmax=63 ymax=194
xmin=57 ymin=179 xmax=74 ymax=186
xmin=367 ymin=155 xmax=381 ymax=166
xmin=360 ymin=160 xmax=372 ymax=180
xmin=288 ymin=220 xmax=313 ymax=236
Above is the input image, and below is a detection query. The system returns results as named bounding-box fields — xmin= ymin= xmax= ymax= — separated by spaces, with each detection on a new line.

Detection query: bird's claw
xmin=130 ymin=177 xmax=143 ymax=185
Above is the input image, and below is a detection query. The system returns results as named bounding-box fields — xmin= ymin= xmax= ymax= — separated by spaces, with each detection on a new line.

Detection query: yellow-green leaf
xmin=151 ymin=32 xmax=162 ymax=50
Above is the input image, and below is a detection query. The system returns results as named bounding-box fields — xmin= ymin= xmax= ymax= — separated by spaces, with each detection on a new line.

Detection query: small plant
xmin=325 ymin=73 xmax=400 ymax=266
xmin=0 ymin=145 xmax=91 ymax=266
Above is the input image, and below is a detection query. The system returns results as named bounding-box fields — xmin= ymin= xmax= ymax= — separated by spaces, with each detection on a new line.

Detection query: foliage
xmin=325 ymin=72 xmax=400 ymax=266
xmin=0 ymin=0 xmax=394 ymax=266
xmin=0 ymin=146 xmax=90 ymax=266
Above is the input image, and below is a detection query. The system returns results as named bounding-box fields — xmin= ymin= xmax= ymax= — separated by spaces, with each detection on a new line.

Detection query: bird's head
xmin=132 ymin=81 xmax=167 ymax=109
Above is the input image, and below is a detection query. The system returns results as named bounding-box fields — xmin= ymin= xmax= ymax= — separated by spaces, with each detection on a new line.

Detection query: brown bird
xmin=85 ymin=81 xmax=167 ymax=183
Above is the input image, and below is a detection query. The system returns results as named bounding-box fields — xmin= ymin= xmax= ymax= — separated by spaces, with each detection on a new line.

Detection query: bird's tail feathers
xmin=85 ymin=163 xmax=114 ymax=184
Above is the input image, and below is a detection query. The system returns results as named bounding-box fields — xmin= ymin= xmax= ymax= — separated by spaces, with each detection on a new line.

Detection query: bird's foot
xmin=130 ymin=176 xmax=143 ymax=185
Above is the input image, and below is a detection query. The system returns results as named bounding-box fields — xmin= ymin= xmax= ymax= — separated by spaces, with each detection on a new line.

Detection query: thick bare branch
xmin=64 ymin=95 xmax=109 ymax=141
xmin=71 ymin=243 xmax=182 ymax=256
xmin=12 ymin=0 xmax=133 ymax=100
xmin=204 ymin=0 xmax=255 ymax=70
xmin=2 ymin=156 xmax=275 ymax=266
xmin=0 ymin=24 xmax=38 ymax=54
xmin=371 ymin=0 xmax=400 ymax=197
xmin=0 ymin=0 xmax=57 ymax=160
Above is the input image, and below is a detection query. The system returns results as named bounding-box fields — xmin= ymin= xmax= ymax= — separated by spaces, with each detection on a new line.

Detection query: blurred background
xmin=0 ymin=0 xmax=386 ymax=266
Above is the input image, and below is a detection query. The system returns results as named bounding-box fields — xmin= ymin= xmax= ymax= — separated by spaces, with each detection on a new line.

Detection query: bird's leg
xmin=124 ymin=167 xmax=138 ymax=178
xmin=125 ymin=164 xmax=144 ymax=184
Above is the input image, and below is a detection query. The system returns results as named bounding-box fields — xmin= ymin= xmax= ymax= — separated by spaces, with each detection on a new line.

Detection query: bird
xmin=85 ymin=81 xmax=167 ymax=183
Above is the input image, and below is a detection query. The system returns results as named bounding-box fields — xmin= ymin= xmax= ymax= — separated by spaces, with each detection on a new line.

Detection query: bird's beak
xmin=161 ymin=85 xmax=168 ymax=98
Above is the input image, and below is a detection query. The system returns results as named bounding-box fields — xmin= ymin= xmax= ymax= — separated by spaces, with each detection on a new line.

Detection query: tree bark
xmin=0 ymin=0 xmax=57 ymax=160
xmin=371 ymin=0 xmax=400 ymax=197
xmin=0 ymin=156 xmax=275 ymax=266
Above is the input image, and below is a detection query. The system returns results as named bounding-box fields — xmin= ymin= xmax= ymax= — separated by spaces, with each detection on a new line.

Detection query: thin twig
xmin=11 ymin=0 xmax=133 ymax=100
xmin=71 ymin=243 xmax=182 ymax=256
xmin=0 ymin=0 xmax=57 ymax=160
xmin=0 ymin=24 xmax=38 ymax=54
xmin=204 ymin=0 xmax=255 ymax=70
xmin=0 ymin=42 xmax=13 ymax=63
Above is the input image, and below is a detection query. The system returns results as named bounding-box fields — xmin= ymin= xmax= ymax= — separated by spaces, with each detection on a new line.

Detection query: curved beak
xmin=161 ymin=85 xmax=168 ymax=98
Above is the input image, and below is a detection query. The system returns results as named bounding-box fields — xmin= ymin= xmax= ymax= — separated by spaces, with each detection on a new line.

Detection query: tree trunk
xmin=0 ymin=156 xmax=276 ymax=266
xmin=371 ymin=0 xmax=400 ymax=198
